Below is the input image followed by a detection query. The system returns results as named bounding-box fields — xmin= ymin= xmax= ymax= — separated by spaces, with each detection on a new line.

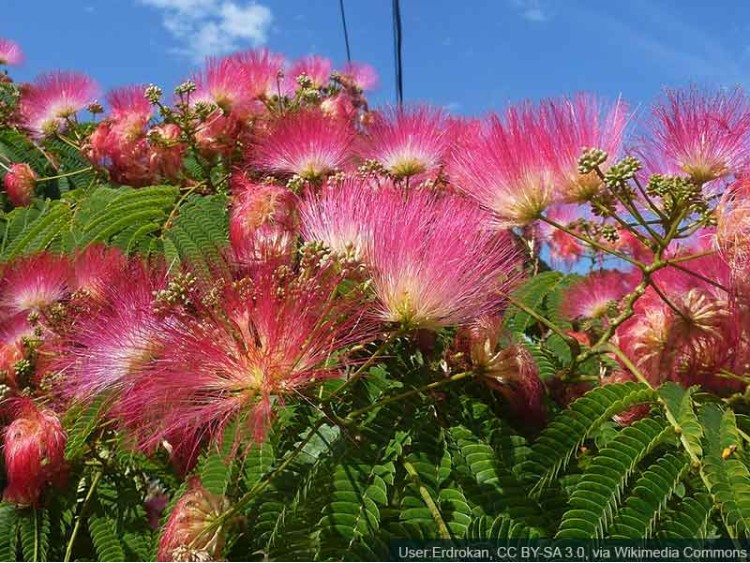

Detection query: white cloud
xmin=511 ymin=0 xmax=548 ymax=22
xmin=138 ymin=0 xmax=273 ymax=61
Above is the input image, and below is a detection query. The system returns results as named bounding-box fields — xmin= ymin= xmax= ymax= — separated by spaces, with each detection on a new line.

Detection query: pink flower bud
xmin=3 ymin=163 xmax=37 ymax=207
xmin=157 ymin=477 xmax=230 ymax=562
xmin=2 ymin=399 xmax=67 ymax=507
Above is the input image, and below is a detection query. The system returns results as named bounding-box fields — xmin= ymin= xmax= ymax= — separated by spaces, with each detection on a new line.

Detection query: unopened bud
xmin=3 ymin=163 xmax=37 ymax=207
xmin=3 ymin=399 xmax=67 ymax=507
xmin=157 ymin=477 xmax=230 ymax=562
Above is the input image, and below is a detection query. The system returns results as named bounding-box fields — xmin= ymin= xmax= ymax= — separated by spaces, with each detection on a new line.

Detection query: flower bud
xmin=157 ymin=477 xmax=230 ymax=562
xmin=2 ymin=399 xmax=67 ymax=507
xmin=3 ymin=163 xmax=37 ymax=207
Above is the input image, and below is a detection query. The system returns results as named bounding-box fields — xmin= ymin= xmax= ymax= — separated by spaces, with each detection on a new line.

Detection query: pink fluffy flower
xmin=121 ymin=259 xmax=374 ymax=450
xmin=157 ymin=477 xmax=229 ymax=562
xmin=449 ymin=104 xmax=558 ymax=227
xmin=0 ymin=253 xmax=71 ymax=319
xmin=615 ymin=256 xmax=735 ymax=390
xmin=299 ymin=177 xmax=377 ymax=259
xmin=2 ymin=398 xmax=67 ymax=507
xmin=107 ymin=85 xmax=152 ymax=141
xmin=192 ymin=57 xmax=254 ymax=117
xmin=250 ymin=109 xmax=355 ymax=180
xmin=0 ymin=38 xmax=23 ymax=66
xmin=716 ymin=178 xmax=750 ymax=275
xmin=229 ymin=178 xmax=299 ymax=266
xmin=561 ymin=270 xmax=635 ymax=321
xmin=365 ymin=188 xmax=523 ymax=329
xmin=641 ymin=87 xmax=750 ymax=183
xmin=339 ymin=62 xmax=379 ymax=91
xmin=229 ymin=48 xmax=286 ymax=99
xmin=71 ymin=244 xmax=127 ymax=300
xmin=20 ymin=71 xmax=100 ymax=137
xmin=358 ymin=106 xmax=450 ymax=179
xmin=284 ymin=55 xmax=331 ymax=92
xmin=543 ymin=94 xmax=629 ymax=202
xmin=60 ymin=260 xmax=166 ymax=400
xmin=3 ymin=163 xmax=37 ymax=207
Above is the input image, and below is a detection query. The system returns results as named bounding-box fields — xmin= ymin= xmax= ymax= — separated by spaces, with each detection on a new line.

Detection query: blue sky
xmin=2 ymin=0 xmax=749 ymax=115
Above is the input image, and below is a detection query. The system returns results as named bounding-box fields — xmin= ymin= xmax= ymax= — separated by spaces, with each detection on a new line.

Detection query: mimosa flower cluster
xmin=1 ymin=35 xmax=749 ymax=559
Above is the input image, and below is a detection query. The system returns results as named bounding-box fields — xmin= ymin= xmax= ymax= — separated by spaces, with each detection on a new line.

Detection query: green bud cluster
xmin=153 ymin=272 xmax=197 ymax=310
xmin=144 ymin=84 xmax=163 ymax=104
xmin=577 ymin=148 xmax=608 ymax=175
xmin=174 ymin=80 xmax=197 ymax=96
xmin=603 ymin=156 xmax=642 ymax=186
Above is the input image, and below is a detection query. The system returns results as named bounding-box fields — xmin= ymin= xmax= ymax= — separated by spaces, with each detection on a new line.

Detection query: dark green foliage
xmin=525 ymin=382 xmax=656 ymax=493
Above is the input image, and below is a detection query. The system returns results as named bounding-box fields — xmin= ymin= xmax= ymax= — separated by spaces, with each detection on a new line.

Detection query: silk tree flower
xmin=2 ymin=398 xmax=67 ymax=507
xmin=640 ymin=87 xmax=750 ymax=184
xmin=59 ymin=260 xmax=167 ymax=400
xmin=298 ymin=178 xmax=377 ymax=259
xmin=615 ymin=256 xmax=733 ymax=388
xmin=0 ymin=253 xmax=72 ymax=319
xmin=543 ymin=94 xmax=629 ymax=202
xmin=192 ymin=57 xmax=254 ymax=118
xmin=120 ymin=256 xmax=375 ymax=452
xmin=106 ymin=85 xmax=152 ymax=143
xmin=229 ymin=48 xmax=286 ymax=99
xmin=250 ymin=109 xmax=355 ymax=180
xmin=283 ymin=55 xmax=331 ymax=93
xmin=19 ymin=71 xmax=99 ymax=137
xmin=366 ymin=188 xmax=523 ymax=329
xmin=229 ymin=177 xmax=299 ymax=266
xmin=71 ymin=244 xmax=127 ymax=301
xmin=455 ymin=315 xmax=545 ymax=424
xmin=157 ymin=477 xmax=229 ymax=562
xmin=0 ymin=38 xmax=23 ymax=66
xmin=357 ymin=106 xmax=450 ymax=179
xmin=716 ymin=178 xmax=750 ymax=275
xmin=561 ymin=270 xmax=634 ymax=321
xmin=448 ymin=104 xmax=558 ymax=227
xmin=87 ymin=93 xmax=183 ymax=186
xmin=3 ymin=163 xmax=37 ymax=207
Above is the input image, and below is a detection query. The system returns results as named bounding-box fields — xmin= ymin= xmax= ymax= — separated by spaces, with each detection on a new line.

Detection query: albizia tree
xmin=2 ymin=34 xmax=750 ymax=561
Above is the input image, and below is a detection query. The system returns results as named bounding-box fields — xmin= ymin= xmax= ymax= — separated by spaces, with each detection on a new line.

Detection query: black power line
xmin=339 ymin=0 xmax=352 ymax=63
xmin=392 ymin=0 xmax=404 ymax=106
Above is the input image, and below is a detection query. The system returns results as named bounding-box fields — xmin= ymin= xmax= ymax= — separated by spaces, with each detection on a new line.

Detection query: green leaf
xmin=699 ymin=404 xmax=750 ymax=538
xmin=658 ymin=383 xmax=703 ymax=459
xmin=608 ymin=452 xmax=691 ymax=538
xmin=88 ymin=515 xmax=126 ymax=562
xmin=73 ymin=185 xmax=178 ymax=251
xmin=64 ymin=395 xmax=111 ymax=460
xmin=466 ymin=514 xmax=541 ymax=540
xmin=448 ymin=425 xmax=543 ymax=528
xmin=18 ymin=508 xmax=50 ymax=562
xmin=504 ymin=271 xmax=567 ymax=333
xmin=525 ymin=382 xmax=656 ymax=495
xmin=657 ymin=493 xmax=714 ymax=539
xmin=163 ymin=193 xmax=229 ymax=279
xmin=242 ymin=441 xmax=276 ymax=492
xmin=556 ymin=417 xmax=672 ymax=539
xmin=0 ymin=503 xmax=18 ymax=562
xmin=1 ymin=200 xmax=72 ymax=260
